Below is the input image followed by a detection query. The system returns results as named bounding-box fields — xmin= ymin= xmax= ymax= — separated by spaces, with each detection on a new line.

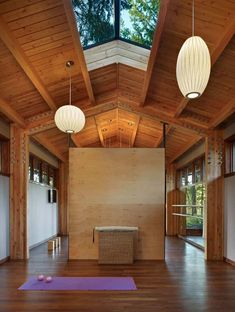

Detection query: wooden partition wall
xmin=68 ymin=148 xmax=165 ymax=260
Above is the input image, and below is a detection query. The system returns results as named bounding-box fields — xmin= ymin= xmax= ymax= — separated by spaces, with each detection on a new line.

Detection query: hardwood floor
xmin=0 ymin=237 xmax=235 ymax=312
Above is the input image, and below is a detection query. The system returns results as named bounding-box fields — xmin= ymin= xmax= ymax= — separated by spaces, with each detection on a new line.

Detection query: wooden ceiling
xmin=0 ymin=0 xmax=234 ymax=164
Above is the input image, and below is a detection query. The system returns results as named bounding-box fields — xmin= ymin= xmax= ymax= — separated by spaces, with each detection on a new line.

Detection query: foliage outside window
xmin=72 ymin=0 xmax=159 ymax=49
xmin=29 ymin=154 xmax=57 ymax=188
xmin=177 ymin=157 xmax=205 ymax=231
xmin=225 ymin=136 xmax=235 ymax=175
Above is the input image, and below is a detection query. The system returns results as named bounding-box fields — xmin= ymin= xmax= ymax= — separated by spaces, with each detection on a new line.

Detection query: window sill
xmin=224 ymin=172 xmax=235 ymax=178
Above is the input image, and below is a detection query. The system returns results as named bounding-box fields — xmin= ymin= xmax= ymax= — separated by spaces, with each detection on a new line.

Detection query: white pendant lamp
xmin=176 ymin=0 xmax=211 ymax=99
xmin=54 ymin=61 xmax=85 ymax=133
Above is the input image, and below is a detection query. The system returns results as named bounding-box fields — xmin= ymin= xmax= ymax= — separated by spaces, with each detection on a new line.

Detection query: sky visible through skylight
xmin=72 ymin=0 xmax=160 ymax=49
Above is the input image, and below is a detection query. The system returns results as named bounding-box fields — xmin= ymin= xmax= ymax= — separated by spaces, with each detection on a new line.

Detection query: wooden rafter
xmin=0 ymin=17 xmax=57 ymax=111
xmin=174 ymin=17 xmax=235 ymax=118
xmin=0 ymin=97 xmax=25 ymax=127
xmin=33 ymin=134 xmax=67 ymax=162
xmin=94 ymin=116 xmax=105 ymax=147
xmin=63 ymin=0 xmax=96 ymax=105
xmin=130 ymin=115 xmax=141 ymax=147
xmin=139 ymin=0 xmax=169 ymax=106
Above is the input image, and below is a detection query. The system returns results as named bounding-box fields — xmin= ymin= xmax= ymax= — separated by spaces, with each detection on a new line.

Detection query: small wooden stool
xmin=57 ymin=237 xmax=61 ymax=247
xmin=55 ymin=237 xmax=60 ymax=248
xmin=48 ymin=240 xmax=55 ymax=251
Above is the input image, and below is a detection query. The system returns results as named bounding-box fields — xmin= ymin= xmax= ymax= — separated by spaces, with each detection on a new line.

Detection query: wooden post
xmin=205 ymin=130 xmax=224 ymax=260
xmin=58 ymin=161 xmax=68 ymax=235
xmin=10 ymin=124 xmax=29 ymax=260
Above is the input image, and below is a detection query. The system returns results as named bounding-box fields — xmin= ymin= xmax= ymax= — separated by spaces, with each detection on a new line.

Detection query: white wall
xmin=28 ymin=182 xmax=58 ymax=248
xmin=224 ymin=174 xmax=235 ymax=261
xmin=0 ymin=175 xmax=9 ymax=260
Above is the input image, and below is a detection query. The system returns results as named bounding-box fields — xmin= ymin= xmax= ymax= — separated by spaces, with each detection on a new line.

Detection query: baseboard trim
xmin=0 ymin=256 xmax=10 ymax=264
xmin=29 ymin=234 xmax=58 ymax=250
xmin=224 ymin=257 xmax=235 ymax=266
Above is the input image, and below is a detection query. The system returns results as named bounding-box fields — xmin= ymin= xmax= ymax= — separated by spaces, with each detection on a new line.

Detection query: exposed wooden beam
xmin=139 ymin=0 xmax=170 ymax=106
xmin=174 ymin=17 xmax=235 ymax=118
xmin=33 ymin=134 xmax=67 ymax=162
xmin=209 ymin=98 xmax=235 ymax=129
xmin=169 ymin=136 xmax=202 ymax=163
xmin=63 ymin=0 xmax=96 ymax=105
xmin=130 ymin=115 xmax=140 ymax=147
xmin=0 ymin=16 xmax=57 ymax=111
xmin=94 ymin=116 xmax=105 ymax=147
xmin=0 ymin=97 xmax=25 ymax=127
xmin=26 ymin=111 xmax=55 ymax=135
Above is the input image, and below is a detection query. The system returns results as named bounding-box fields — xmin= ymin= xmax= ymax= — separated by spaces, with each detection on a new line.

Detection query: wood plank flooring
xmin=0 ymin=237 xmax=235 ymax=312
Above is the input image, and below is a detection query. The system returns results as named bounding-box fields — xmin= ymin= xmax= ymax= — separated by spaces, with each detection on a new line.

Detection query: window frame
xmin=29 ymin=153 xmax=58 ymax=188
xmin=73 ymin=0 xmax=158 ymax=50
xmin=224 ymin=134 xmax=235 ymax=177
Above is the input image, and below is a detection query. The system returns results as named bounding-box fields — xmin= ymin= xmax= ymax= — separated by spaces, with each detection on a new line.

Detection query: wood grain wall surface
xmin=69 ymin=148 xmax=165 ymax=260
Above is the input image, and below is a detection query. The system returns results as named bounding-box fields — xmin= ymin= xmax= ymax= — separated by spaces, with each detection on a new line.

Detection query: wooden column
xmin=10 ymin=124 xmax=29 ymax=260
xmin=58 ymin=161 xmax=68 ymax=235
xmin=205 ymin=130 xmax=224 ymax=260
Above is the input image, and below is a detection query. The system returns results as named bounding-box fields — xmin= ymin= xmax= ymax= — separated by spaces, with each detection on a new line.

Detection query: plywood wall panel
xmin=69 ymin=148 xmax=165 ymax=260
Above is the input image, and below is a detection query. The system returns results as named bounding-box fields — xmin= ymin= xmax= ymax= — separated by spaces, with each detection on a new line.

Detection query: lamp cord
xmin=192 ymin=0 xmax=195 ymax=36
xmin=69 ymin=67 xmax=72 ymax=106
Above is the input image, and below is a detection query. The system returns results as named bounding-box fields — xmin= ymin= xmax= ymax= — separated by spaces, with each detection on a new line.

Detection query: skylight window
xmin=72 ymin=0 xmax=160 ymax=49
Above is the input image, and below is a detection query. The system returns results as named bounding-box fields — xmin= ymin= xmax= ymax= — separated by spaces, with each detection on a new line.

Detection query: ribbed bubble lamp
xmin=176 ymin=0 xmax=211 ymax=99
xmin=54 ymin=61 xmax=85 ymax=133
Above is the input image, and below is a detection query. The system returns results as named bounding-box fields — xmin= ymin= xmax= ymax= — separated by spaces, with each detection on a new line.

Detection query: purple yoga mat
xmin=18 ymin=277 xmax=137 ymax=291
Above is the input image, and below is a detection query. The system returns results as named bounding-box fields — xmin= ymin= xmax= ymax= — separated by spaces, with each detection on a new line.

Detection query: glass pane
xmin=120 ymin=0 xmax=160 ymax=48
xmin=187 ymin=166 xmax=193 ymax=185
xmin=42 ymin=163 xmax=49 ymax=185
xmin=195 ymin=159 xmax=202 ymax=183
xmin=185 ymin=185 xmax=203 ymax=230
xmin=72 ymin=0 xmax=115 ymax=48
xmin=33 ymin=158 xmax=40 ymax=183
xmin=181 ymin=169 xmax=186 ymax=186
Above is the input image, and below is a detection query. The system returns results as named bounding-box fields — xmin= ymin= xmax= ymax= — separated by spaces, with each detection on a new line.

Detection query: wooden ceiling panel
xmin=0 ymin=39 xmax=49 ymax=118
xmin=90 ymin=64 xmax=117 ymax=96
xmin=164 ymin=0 xmax=232 ymax=45
xmin=147 ymin=32 xmax=184 ymax=112
xmin=118 ymin=64 xmax=145 ymax=100
xmin=165 ymin=127 xmax=201 ymax=162
xmin=74 ymin=116 xmax=100 ymax=147
xmin=134 ymin=117 xmax=163 ymax=148
xmin=1 ymin=0 xmax=89 ymax=111
xmin=184 ymin=35 xmax=235 ymax=124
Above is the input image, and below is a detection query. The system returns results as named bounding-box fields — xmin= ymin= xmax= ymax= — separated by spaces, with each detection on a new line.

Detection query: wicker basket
xmin=98 ymin=231 xmax=134 ymax=264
